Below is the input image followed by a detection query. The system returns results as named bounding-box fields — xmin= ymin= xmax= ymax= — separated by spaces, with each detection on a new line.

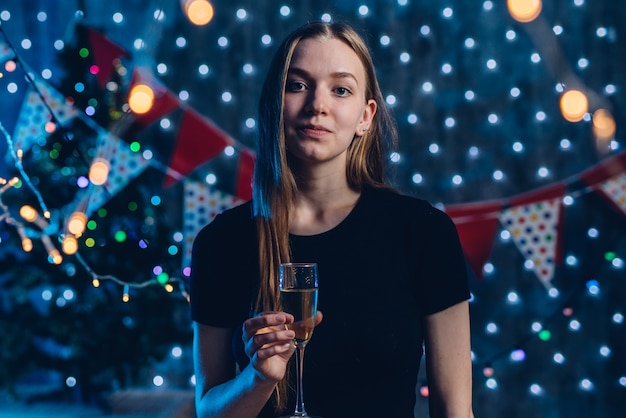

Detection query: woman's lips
xmin=299 ymin=125 xmax=330 ymax=137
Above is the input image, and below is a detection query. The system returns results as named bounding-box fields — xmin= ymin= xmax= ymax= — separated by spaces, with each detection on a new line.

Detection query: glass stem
xmin=294 ymin=344 xmax=307 ymax=416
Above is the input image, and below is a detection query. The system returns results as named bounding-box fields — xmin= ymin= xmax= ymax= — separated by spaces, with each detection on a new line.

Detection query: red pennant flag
xmin=235 ymin=148 xmax=256 ymax=201
xmin=508 ymin=182 xmax=567 ymax=207
xmin=579 ymin=150 xmax=626 ymax=187
xmin=579 ymin=150 xmax=626 ymax=214
xmin=446 ymin=200 xmax=503 ymax=280
xmin=87 ymin=28 xmax=130 ymax=89
xmin=164 ymin=108 xmax=234 ymax=187
xmin=126 ymin=68 xmax=180 ymax=132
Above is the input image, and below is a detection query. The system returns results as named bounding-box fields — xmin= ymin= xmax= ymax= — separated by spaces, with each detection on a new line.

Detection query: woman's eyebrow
xmin=287 ymin=67 xmax=359 ymax=84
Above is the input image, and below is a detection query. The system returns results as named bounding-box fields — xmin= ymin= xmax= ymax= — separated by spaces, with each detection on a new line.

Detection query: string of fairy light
xmin=0 ymin=0 xmax=624 ymax=398
xmin=0 ymin=3 xmax=212 ymax=303
xmin=0 ymin=119 xmax=189 ymax=302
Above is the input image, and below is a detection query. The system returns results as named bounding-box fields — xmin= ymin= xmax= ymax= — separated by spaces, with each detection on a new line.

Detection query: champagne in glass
xmin=280 ymin=287 xmax=317 ymax=345
xmin=279 ymin=262 xmax=321 ymax=418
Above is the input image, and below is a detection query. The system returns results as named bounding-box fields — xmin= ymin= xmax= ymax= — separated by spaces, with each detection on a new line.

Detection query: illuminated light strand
xmin=19 ymin=204 xmax=50 ymax=230
xmin=0 ymin=122 xmax=51 ymax=217
xmin=0 ymin=124 xmax=189 ymax=302
xmin=0 ymin=28 xmax=194 ymax=302
xmin=0 ymin=178 xmax=33 ymax=253
xmin=73 ymin=251 xmax=190 ymax=302
xmin=0 ymin=179 xmax=63 ymax=257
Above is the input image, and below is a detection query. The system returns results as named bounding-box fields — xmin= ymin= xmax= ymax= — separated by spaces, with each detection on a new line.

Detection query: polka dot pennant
xmin=85 ymin=130 xmax=150 ymax=217
xmin=11 ymin=78 xmax=78 ymax=157
xmin=599 ymin=173 xmax=626 ymax=216
xmin=182 ymin=181 xmax=243 ymax=269
xmin=499 ymin=198 xmax=562 ymax=288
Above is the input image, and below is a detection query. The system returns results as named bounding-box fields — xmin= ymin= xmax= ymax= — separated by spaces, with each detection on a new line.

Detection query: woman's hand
xmin=242 ymin=312 xmax=296 ymax=383
xmin=242 ymin=311 xmax=323 ymax=384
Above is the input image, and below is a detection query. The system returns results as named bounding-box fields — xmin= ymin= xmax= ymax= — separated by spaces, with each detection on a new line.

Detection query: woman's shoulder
xmin=364 ymin=186 xmax=454 ymax=226
xmin=194 ymin=200 xmax=254 ymax=243
xmin=366 ymin=186 xmax=436 ymax=212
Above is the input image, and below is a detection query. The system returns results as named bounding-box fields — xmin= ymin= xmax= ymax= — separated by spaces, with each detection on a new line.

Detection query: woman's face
xmin=282 ymin=37 xmax=376 ymax=170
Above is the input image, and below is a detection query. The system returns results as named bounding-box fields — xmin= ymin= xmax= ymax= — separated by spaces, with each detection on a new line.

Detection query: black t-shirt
xmin=190 ymin=186 xmax=470 ymax=417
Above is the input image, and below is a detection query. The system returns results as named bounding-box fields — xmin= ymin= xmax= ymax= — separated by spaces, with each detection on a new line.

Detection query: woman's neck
xmin=289 ymin=170 xmax=361 ymax=236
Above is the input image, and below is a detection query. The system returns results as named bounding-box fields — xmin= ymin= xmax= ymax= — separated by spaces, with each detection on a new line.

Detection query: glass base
xmin=278 ymin=416 xmax=323 ymax=418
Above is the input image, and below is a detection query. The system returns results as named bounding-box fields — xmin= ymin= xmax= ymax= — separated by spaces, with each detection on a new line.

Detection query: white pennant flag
xmin=499 ymin=198 xmax=562 ymax=288
xmin=599 ymin=173 xmax=626 ymax=216
xmin=10 ymin=78 xmax=78 ymax=159
xmin=85 ymin=131 xmax=150 ymax=217
xmin=182 ymin=181 xmax=244 ymax=269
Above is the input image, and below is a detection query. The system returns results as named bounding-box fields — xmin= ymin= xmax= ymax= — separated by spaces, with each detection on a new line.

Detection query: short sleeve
xmin=415 ymin=205 xmax=471 ymax=315
xmin=189 ymin=204 xmax=258 ymax=327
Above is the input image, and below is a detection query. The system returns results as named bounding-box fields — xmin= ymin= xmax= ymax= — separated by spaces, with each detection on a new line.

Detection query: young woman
xmin=190 ymin=21 xmax=474 ymax=418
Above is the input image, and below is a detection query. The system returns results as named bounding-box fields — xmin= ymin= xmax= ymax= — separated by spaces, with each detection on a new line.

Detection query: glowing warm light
xmin=21 ymin=237 xmax=33 ymax=252
xmin=62 ymin=236 xmax=78 ymax=255
xmin=67 ymin=211 xmax=88 ymax=236
xmin=41 ymin=235 xmax=62 ymax=264
xmin=92 ymin=278 xmax=101 ymax=288
xmin=122 ymin=284 xmax=131 ymax=302
xmin=44 ymin=121 xmax=57 ymax=134
xmin=560 ymin=89 xmax=588 ymax=122
xmin=593 ymin=109 xmax=616 ymax=140
xmin=5 ymin=60 xmax=17 ymax=72
xmin=19 ymin=205 xmax=50 ymax=229
xmin=50 ymin=250 xmax=63 ymax=265
xmin=183 ymin=0 xmax=215 ymax=26
xmin=89 ymin=158 xmax=110 ymax=186
xmin=164 ymin=283 xmax=174 ymax=293
xmin=0 ymin=177 xmax=19 ymax=194
xmin=507 ymin=0 xmax=542 ymax=23
xmin=128 ymin=84 xmax=155 ymax=114
xmin=19 ymin=205 xmax=38 ymax=222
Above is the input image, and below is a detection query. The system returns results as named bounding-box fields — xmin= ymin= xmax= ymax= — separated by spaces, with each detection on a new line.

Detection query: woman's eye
xmin=287 ymin=81 xmax=306 ymax=92
xmin=335 ymin=87 xmax=350 ymax=96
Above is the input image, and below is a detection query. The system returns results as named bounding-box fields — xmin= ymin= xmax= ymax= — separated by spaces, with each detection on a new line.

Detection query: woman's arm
xmin=424 ymin=300 xmax=474 ymax=418
xmin=193 ymin=313 xmax=296 ymax=418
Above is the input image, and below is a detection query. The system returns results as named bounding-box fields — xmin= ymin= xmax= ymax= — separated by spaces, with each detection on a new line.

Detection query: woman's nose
xmin=304 ymin=88 xmax=328 ymax=115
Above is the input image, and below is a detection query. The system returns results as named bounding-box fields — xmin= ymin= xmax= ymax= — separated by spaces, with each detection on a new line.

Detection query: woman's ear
xmin=356 ymin=99 xmax=377 ymax=136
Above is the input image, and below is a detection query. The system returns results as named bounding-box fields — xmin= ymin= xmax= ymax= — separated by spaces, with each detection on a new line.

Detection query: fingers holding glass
xmin=242 ymin=312 xmax=296 ymax=380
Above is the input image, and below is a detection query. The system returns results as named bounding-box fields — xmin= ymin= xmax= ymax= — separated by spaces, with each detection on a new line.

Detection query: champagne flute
xmin=279 ymin=262 xmax=321 ymax=418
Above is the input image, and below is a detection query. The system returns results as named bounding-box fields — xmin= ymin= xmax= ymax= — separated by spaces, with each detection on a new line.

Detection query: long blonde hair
xmin=252 ymin=20 xmax=398 ymax=411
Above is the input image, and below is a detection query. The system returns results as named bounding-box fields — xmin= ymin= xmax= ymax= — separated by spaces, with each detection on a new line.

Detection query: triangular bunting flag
xmin=86 ymin=27 xmax=130 ymax=89
xmin=598 ymin=173 xmax=626 ymax=216
xmin=579 ymin=149 xmax=626 ymax=187
xmin=579 ymin=150 xmax=626 ymax=215
xmin=0 ymin=38 xmax=16 ymax=63
xmin=446 ymin=200 xmax=503 ymax=280
xmin=163 ymin=108 xmax=234 ymax=187
xmin=84 ymin=130 xmax=150 ymax=217
xmin=10 ymin=78 xmax=78 ymax=159
xmin=499 ymin=195 xmax=563 ymax=289
xmin=122 ymin=67 xmax=180 ymax=137
xmin=182 ymin=181 xmax=244 ymax=268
